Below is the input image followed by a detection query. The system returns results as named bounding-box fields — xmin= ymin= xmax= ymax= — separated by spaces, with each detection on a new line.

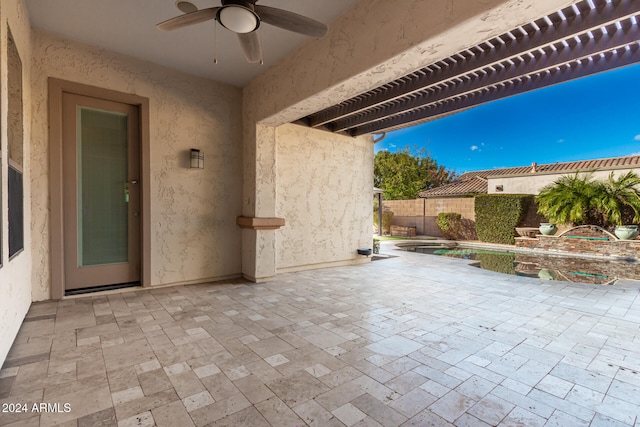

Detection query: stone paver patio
xmin=2 ymin=242 xmax=640 ymax=426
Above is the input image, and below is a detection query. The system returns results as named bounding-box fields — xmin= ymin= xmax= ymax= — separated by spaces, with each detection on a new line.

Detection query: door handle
xmin=125 ymin=180 xmax=139 ymax=202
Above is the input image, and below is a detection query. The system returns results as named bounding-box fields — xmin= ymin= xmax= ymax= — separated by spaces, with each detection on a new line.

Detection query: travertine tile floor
xmin=2 ymin=243 xmax=640 ymax=426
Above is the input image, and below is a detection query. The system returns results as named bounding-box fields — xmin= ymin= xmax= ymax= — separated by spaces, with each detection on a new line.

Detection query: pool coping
xmin=394 ymin=239 xmax=640 ymax=263
xmin=392 ymin=239 xmax=640 ymax=286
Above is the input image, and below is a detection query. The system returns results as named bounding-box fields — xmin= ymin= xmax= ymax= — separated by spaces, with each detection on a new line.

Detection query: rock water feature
xmin=515 ymin=225 xmax=640 ymax=284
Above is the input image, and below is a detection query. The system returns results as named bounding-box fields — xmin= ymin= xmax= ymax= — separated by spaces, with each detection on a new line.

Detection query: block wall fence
xmin=382 ymin=197 xmax=543 ymax=239
xmin=382 ymin=197 xmax=476 ymax=238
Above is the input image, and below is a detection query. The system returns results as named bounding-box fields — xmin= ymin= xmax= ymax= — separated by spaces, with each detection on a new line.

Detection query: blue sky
xmin=374 ymin=63 xmax=640 ymax=175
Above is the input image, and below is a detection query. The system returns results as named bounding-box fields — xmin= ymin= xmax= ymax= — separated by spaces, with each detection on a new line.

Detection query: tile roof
xmin=419 ymin=176 xmax=487 ymax=198
xmin=457 ymin=155 xmax=640 ymax=181
xmin=419 ymin=155 xmax=640 ymax=198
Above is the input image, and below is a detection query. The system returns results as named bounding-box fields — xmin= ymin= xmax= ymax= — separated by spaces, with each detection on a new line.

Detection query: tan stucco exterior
xmin=0 ymin=0 xmax=578 ymax=366
xmin=488 ymin=168 xmax=640 ymax=194
xmin=275 ymin=124 xmax=373 ymax=272
xmin=30 ymin=31 xmax=244 ymax=301
xmin=0 ymin=0 xmax=33 ymax=370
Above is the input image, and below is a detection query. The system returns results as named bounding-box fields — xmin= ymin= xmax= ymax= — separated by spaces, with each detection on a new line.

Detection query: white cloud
xmin=634 ymin=135 xmax=640 ymax=141
xmin=557 ymin=139 xmax=565 ymax=143
xmin=470 ymin=145 xmax=479 ymax=151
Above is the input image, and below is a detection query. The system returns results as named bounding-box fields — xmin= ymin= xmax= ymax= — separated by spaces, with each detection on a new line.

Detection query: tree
xmin=594 ymin=171 xmax=640 ymax=226
xmin=374 ymin=147 xmax=455 ymax=200
xmin=536 ymin=173 xmax=601 ymax=226
xmin=536 ymin=171 xmax=640 ymax=229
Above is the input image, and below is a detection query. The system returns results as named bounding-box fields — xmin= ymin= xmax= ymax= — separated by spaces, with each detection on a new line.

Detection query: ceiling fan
xmin=157 ymin=1 xmax=328 ymax=63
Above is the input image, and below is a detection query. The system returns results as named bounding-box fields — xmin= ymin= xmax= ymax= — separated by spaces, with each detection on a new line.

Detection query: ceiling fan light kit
xmin=218 ymin=5 xmax=260 ymax=33
xmin=157 ymin=0 xmax=328 ymax=63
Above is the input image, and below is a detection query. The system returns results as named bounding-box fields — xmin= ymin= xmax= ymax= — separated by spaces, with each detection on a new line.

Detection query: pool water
xmin=407 ymin=246 xmax=639 ymax=285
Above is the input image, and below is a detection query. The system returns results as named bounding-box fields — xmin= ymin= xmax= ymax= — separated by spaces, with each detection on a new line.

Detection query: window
xmin=8 ymin=28 xmax=24 ymax=259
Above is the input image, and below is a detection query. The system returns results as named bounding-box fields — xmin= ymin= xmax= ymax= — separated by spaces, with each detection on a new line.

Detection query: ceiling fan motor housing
xmin=220 ymin=0 xmax=257 ymax=7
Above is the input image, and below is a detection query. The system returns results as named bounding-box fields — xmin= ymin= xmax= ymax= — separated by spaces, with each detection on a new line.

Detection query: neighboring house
xmin=419 ymin=155 xmax=640 ymax=198
xmin=486 ymin=156 xmax=640 ymax=195
xmin=417 ymin=176 xmax=489 ymax=199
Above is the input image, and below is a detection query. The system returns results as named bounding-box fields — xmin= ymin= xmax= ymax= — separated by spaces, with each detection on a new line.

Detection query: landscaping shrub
xmin=475 ymin=194 xmax=534 ymax=244
xmin=536 ymin=171 xmax=640 ymax=229
xmin=436 ymin=212 xmax=462 ymax=240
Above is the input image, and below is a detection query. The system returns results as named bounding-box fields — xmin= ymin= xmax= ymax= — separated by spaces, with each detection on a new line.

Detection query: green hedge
xmin=476 ymin=252 xmax=517 ymax=274
xmin=475 ymin=194 xmax=534 ymax=244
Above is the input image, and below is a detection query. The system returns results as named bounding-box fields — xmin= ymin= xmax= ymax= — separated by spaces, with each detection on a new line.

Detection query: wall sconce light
xmin=190 ymin=149 xmax=204 ymax=169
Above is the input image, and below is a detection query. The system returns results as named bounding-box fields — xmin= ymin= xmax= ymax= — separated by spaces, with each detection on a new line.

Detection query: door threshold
xmin=65 ymin=282 xmax=140 ymax=296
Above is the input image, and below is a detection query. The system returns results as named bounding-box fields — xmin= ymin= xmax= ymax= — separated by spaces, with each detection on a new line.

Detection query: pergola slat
xmin=330 ymin=19 xmax=639 ymax=133
xmin=299 ymin=0 xmax=640 ymax=136
xmin=348 ymin=45 xmax=639 ymax=136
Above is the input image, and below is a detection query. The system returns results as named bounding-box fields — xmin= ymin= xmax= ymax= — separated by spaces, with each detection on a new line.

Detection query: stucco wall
xmin=275 ymin=124 xmax=373 ymax=271
xmin=488 ymin=168 xmax=640 ymax=194
xmin=0 ymin=0 xmax=33 ymax=367
xmin=30 ymin=31 xmax=243 ymax=300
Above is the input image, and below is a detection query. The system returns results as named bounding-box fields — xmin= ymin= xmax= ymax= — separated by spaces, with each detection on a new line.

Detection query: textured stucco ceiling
xmin=25 ymin=0 xmax=358 ymax=87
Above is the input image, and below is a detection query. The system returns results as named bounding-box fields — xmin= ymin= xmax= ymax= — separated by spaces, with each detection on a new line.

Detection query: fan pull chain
xmin=213 ymin=19 xmax=218 ymax=64
xmin=259 ymin=26 xmax=264 ymax=65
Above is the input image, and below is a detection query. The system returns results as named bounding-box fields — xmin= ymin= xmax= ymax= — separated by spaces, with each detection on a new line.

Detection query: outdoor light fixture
xmin=217 ymin=5 xmax=260 ymax=34
xmin=190 ymin=149 xmax=204 ymax=169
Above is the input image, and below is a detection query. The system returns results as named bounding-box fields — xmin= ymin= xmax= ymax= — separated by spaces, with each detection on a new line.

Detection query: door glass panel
xmin=77 ymin=106 xmax=129 ymax=266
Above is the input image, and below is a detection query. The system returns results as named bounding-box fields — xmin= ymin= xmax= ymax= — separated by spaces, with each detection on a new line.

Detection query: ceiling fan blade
xmin=254 ymin=5 xmax=327 ymax=38
xmin=157 ymin=7 xmax=219 ymax=31
xmin=176 ymin=1 xmax=198 ymax=14
xmin=237 ymin=32 xmax=263 ymax=63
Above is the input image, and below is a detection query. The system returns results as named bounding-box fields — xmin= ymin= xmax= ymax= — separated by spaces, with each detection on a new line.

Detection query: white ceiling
xmin=25 ymin=0 xmax=359 ymax=87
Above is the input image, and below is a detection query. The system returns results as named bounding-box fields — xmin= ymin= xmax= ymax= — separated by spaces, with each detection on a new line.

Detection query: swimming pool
xmin=402 ymin=245 xmax=640 ymax=285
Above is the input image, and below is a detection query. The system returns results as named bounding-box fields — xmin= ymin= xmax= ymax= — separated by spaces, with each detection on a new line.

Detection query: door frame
xmin=49 ymin=78 xmax=151 ymax=299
